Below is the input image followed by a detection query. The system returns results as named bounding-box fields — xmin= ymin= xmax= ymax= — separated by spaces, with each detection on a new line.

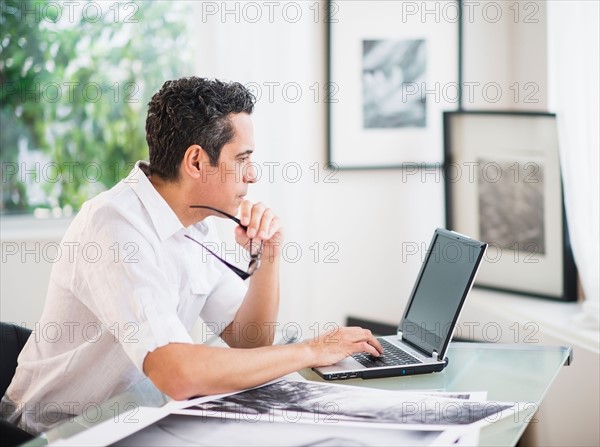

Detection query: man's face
xmin=198 ymin=112 xmax=256 ymax=215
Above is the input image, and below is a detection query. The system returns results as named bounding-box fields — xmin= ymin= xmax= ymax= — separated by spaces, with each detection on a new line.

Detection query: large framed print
xmin=444 ymin=111 xmax=577 ymax=301
xmin=327 ymin=0 xmax=460 ymax=169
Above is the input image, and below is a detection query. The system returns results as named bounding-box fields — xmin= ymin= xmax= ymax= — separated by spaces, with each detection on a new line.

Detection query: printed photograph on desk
xmin=114 ymin=414 xmax=447 ymax=447
xmin=175 ymin=379 xmax=515 ymax=431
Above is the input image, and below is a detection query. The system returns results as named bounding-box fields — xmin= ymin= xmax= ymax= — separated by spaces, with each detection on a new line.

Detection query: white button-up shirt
xmin=1 ymin=161 xmax=247 ymax=434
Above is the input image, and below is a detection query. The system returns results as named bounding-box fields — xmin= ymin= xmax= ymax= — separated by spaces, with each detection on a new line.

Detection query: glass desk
xmin=25 ymin=342 xmax=572 ymax=447
xmin=301 ymin=342 xmax=573 ymax=446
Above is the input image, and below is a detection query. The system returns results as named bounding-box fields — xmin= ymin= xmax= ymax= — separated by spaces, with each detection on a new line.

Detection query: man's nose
xmin=243 ymin=163 xmax=257 ymax=183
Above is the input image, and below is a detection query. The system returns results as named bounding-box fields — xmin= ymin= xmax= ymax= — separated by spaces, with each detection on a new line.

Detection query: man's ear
xmin=181 ymin=144 xmax=209 ymax=179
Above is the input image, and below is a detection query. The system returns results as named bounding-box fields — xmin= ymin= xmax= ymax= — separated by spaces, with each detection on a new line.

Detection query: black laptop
xmin=313 ymin=228 xmax=487 ymax=380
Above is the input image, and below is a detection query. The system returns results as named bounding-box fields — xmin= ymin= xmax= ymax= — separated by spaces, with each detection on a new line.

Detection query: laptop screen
xmin=401 ymin=230 xmax=485 ymax=356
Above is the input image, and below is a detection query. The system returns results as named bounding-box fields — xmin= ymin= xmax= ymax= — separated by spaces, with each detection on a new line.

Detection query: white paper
xmin=114 ymin=412 xmax=444 ymax=447
xmin=48 ymin=407 xmax=169 ymax=447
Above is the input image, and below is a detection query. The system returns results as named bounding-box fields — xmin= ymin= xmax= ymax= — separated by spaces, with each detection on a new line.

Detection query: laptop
xmin=313 ymin=228 xmax=487 ymax=380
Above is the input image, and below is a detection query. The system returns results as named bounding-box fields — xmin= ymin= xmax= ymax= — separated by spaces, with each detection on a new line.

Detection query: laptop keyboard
xmin=352 ymin=338 xmax=422 ymax=368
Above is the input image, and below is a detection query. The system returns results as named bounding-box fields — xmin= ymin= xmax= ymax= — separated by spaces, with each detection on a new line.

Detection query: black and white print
xmin=183 ymin=380 xmax=513 ymax=428
xmin=478 ymin=159 xmax=545 ymax=255
xmin=362 ymin=39 xmax=427 ymax=129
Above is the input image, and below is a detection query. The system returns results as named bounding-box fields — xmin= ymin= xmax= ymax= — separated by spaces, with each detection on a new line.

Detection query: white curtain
xmin=547 ymin=1 xmax=600 ymax=328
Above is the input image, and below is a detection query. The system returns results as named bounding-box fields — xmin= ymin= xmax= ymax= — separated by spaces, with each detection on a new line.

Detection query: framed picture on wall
xmin=444 ymin=111 xmax=577 ymax=301
xmin=327 ymin=0 xmax=460 ymax=169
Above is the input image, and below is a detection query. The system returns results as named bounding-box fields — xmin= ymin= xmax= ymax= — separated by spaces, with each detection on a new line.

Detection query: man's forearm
xmin=144 ymin=326 xmax=383 ymax=401
xmin=222 ymin=251 xmax=281 ymax=348
xmin=145 ymin=340 xmax=314 ymax=400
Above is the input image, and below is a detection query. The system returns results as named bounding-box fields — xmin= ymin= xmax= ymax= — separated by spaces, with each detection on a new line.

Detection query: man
xmin=1 ymin=77 xmax=382 ymax=435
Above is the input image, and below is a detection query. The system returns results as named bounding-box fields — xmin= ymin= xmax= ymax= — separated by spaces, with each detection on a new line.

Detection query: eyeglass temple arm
xmin=189 ymin=205 xmax=246 ymax=229
xmin=184 ymin=235 xmax=250 ymax=280
xmin=189 ymin=205 xmax=262 ymax=256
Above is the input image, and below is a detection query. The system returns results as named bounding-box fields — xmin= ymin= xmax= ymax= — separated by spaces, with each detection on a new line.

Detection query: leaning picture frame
xmin=443 ymin=111 xmax=577 ymax=301
xmin=327 ymin=0 xmax=460 ymax=169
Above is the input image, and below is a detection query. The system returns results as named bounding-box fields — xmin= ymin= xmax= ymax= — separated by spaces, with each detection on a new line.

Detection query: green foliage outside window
xmin=0 ymin=0 xmax=190 ymax=214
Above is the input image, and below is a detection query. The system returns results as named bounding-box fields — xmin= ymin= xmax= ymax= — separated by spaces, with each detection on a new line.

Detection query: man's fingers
xmin=369 ymin=335 xmax=384 ymax=355
xmin=344 ymin=327 xmax=383 ymax=356
xmin=242 ymin=202 xmax=279 ymax=242
xmin=309 ymin=326 xmax=387 ymax=367
xmin=256 ymin=209 xmax=274 ymax=240
xmin=323 ymin=327 xmax=383 ymax=357
xmin=359 ymin=342 xmax=380 ymax=357
xmin=235 ymin=201 xmax=283 ymax=255
xmin=345 ymin=327 xmax=372 ymax=342
xmin=246 ymin=202 xmax=266 ymax=238
xmin=239 ymin=200 xmax=253 ymax=226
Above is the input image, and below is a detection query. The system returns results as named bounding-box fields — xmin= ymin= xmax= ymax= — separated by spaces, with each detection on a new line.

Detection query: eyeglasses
xmin=185 ymin=205 xmax=264 ymax=280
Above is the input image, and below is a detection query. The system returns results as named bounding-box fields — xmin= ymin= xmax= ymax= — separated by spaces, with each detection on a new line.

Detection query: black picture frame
xmin=443 ymin=110 xmax=577 ymax=301
xmin=327 ymin=0 xmax=461 ymax=169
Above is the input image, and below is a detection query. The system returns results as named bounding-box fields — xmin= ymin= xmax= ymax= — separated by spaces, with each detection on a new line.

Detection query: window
xmin=1 ymin=0 xmax=190 ymax=215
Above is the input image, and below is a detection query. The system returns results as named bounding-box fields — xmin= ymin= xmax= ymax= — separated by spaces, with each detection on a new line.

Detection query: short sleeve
xmin=71 ymin=207 xmax=193 ymax=373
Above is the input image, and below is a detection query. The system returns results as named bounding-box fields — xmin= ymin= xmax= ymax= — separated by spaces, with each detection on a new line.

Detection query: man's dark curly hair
xmin=145 ymin=77 xmax=255 ymax=181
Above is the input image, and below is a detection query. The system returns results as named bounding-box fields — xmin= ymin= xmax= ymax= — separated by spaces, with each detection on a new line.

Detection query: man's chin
xmin=228 ymin=201 xmax=242 ymax=215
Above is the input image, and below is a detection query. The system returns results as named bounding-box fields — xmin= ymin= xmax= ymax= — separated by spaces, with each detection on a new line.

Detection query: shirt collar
xmin=127 ymin=161 xmax=185 ymax=241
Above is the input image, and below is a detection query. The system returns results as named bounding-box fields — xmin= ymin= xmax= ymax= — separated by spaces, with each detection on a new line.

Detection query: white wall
xmin=462 ymin=0 xmax=547 ymax=110
xmin=1 ymin=217 xmax=71 ymax=327
xmin=190 ymin=2 xmax=445 ymax=335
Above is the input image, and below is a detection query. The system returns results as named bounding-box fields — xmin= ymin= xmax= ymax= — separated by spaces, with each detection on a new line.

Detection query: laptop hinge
xmin=432 ymin=350 xmax=439 ymax=360
xmin=399 ymin=334 xmax=435 ymax=358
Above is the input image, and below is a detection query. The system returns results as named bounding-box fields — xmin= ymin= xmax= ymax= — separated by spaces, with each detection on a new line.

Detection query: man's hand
xmin=145 ymin=327 xmax=384 ymax=400
xmin=306 ymin=326 xmax=384 ymax=367
xmin=236 ymin=200 xmax=283 ymax=258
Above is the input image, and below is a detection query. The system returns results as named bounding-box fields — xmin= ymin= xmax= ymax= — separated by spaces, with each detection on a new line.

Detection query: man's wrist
xmin=295 ymin=341 xmax=319 ymax=368
xmin=262 ymin=242 xmax=282 ymax=264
